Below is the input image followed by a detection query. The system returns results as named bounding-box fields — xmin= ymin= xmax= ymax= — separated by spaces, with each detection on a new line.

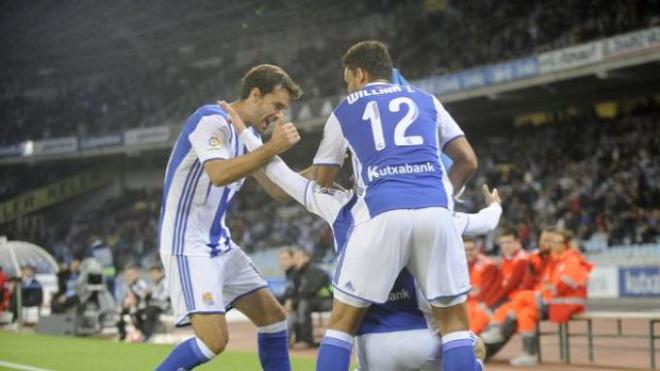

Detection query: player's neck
xmin=230 ymin=100 xmax=256 ymax=126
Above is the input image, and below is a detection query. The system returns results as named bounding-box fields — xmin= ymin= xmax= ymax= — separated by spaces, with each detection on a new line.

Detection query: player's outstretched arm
xmin=203 ymin=114 xmax=300 ymax=187
xmin=460 ymin=184 xmax=503 ymax=236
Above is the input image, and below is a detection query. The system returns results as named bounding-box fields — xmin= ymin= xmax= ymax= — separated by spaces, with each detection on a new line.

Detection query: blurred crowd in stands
xmin=1 ymin=0 xmax=658 ymax=146
xmin=3 ymin=107 xmax=659 ymax=272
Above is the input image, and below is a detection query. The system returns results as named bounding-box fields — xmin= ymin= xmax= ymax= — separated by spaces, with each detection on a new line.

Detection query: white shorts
xmin=161 ymin=247 xmax=268 ymax=327
xmin=333 ymin=207 xmax=470 ymax=306
xmin=355 ymin=329 xmax=441 ymax=371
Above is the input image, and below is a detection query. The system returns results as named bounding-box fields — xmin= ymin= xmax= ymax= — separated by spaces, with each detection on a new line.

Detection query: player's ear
xmin=249 ymin=87 xmax=262 ymax=101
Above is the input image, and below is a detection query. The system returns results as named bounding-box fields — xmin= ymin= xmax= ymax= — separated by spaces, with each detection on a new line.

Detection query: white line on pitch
xmin=0 ymin=360 xmax=53 ymax=371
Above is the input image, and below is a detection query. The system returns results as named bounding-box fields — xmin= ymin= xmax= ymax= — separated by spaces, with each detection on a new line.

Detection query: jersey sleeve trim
xmin=442 ymin=134 xmax=465 ymax=153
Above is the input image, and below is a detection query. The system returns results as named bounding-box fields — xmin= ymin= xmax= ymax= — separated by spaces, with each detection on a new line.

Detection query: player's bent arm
xmin=444 ymin=137 xmax=478 ymax=195
xmin=239 ymin=131 xmax=309 ymax=205
xmin=203 ymin=144 xmax=282 ymax=186
xmin=240 ymin=130 xmax=347 ymax=222
xmin=462 ymin=203 xmax=503 ymax=236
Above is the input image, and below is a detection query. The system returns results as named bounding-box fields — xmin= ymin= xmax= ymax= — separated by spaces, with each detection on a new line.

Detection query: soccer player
xmin=309 ymin=41 xmax=479 ymax=371
xmin=220 ymin=100 xmax=495 ymax=370
xmin=156 ymin=65 xmax=302 ymax=371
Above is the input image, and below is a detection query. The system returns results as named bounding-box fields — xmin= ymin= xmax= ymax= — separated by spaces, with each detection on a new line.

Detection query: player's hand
xmin=267 ymin=120 xmax=300 ymax=154
xmin=217 ymin=100 xmax=247 ymax=134
xmin=481 ymin=184 xmax=501 ymax=205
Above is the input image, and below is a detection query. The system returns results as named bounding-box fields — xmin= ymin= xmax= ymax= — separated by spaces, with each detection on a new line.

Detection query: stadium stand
xmin=1 ymin=0 xmax=658 ymax=145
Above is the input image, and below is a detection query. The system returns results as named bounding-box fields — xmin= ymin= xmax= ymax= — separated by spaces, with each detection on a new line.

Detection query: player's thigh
xmin=160 ymin=253 xmax=226 ymax=327
xmin=334 ymin=210 xmax=413 ymax=303
xmin=407 ymin=207 xmax=470 ymax=302
xmin=233 ymin=287 xmax=286 ymax=327
xmin=356 ymin=330 xmax=440 ymax=371
xmin=190 ymin=313 xmax=229 ymax=353
xmin=221 ymin=247 xmax=278 ymax=325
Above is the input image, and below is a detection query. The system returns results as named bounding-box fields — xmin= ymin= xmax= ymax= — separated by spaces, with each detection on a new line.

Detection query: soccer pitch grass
xmin=0 ymin=331 xmax=316 ymax=371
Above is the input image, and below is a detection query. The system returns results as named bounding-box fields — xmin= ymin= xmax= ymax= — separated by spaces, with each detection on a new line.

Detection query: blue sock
xmin=257 ymin=321 xmax=291 ymax=371
xmin=442 ymin=331 xmax=477 ymax=371
xmin=156 ymin=337 xmax=215 ymax=371
xmin=316 ymin=330 xmax=353 ymax=371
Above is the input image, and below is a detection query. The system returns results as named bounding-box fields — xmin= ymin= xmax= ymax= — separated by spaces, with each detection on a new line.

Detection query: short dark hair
xmin=240 ymin=64 xmax=303 ymax=100
xmin=342 ymin=41 xmax=393 ymax=81
xmin=497 ymin=226 xmax=519 ymax=240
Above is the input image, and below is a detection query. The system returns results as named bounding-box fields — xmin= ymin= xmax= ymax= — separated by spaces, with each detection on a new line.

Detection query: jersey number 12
xmin=362 ymin=97 xmax=422 ymax=151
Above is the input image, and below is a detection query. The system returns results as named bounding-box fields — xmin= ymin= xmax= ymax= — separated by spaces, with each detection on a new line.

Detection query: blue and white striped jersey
xmin=159 ymin=104 xmax=260 ymax=257
xmin=313 ymin=82 xmax=465 ymax=222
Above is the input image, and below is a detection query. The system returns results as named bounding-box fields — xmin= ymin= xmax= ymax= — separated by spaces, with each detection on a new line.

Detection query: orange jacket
xmin=497 ymin=249 xmax=530 ymax=302
xmin=543 ymin=249 xmax=593 ymax=323
xmin=0 ymin=270 xmax=9 ymax=311
xmin=526 ymin=250 xmax=555 ymax=290
xmin=468 ymin=254 xmax=501 ymax=307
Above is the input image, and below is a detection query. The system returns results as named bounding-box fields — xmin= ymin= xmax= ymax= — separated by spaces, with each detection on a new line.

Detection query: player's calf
xmin=156 ymin=313 xmax=227 ymax=371
xmin=431 ymin=298 xmax=479 ymax=371
xmin=317 ymin=296 xmax=369 ymax=371
xmin=234 ymin=288 xmax=292 ymax=371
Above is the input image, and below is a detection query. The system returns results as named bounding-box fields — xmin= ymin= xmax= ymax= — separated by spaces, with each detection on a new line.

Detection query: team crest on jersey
xmin=202 ymin=291 xmax=215 ymax=305
xmin=208 ymin=136 xmax=222 ymax=149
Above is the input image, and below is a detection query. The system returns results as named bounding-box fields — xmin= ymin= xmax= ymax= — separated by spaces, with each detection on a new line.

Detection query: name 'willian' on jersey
xmin=313 ymin=82 xmax=464 ymax=219
xmin=159 ymin=104 xmax=259 ymax=257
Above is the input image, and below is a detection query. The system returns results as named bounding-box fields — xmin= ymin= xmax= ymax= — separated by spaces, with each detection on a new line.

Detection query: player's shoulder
xmin=195 ymin=104 xmax=230 ymax=120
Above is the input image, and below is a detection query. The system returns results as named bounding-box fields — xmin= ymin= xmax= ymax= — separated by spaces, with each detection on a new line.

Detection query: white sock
xmin=257 ymin=320 xmax=287 ymax=334
xmin=442 ymin=330 xmax=472 ymax=344
xmin=194 ymin=337 xmax=217 ymax=360
xmin=325 ymin=329 xmax=353 ymax=344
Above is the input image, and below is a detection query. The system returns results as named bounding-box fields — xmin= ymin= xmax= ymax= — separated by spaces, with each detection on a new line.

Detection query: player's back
xmin=159 ymin=104 xmax=248 ymax=257
xmin=332 ymin=82 xmax=453 ymax=217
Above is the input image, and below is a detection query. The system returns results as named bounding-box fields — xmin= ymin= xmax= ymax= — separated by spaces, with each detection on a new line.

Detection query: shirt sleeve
xmin=461 ymin=204 xmax=503 ymax=236
xmin=433 ymin=97 xmax=465 ymax=151
xmin=188 ymin=114 xmax=233 ymax=163
xmin=240 ymin=130 xmax=350 ymax=223
xmin=313 ymin=112 xmax=348 ymax=166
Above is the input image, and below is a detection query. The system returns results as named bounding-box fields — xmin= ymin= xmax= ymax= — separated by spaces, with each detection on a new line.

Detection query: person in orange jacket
xmin=494 ymin=227 xmax=531 ymax=304
xmin=0 ymin=266 xmax=10 ymax=312
xmin=481 ymin=228 xmax=593 ymax=366
xmin=523 ymin=227 xmax=557 ymax=290
xmin=465 ymin=237 xmax=502 ymax=334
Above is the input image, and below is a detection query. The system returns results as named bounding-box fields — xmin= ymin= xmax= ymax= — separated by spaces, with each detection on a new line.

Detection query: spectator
xmin=0 ymin=267 xmax=10 ymax=313
xmin=278 ymin=248 xmax=299 ymax=308
xmin=87 ymin=238 xmax=117 ymax=295
xmin=10 ymin=265 xmax=43 ymax=323
xmin=116 ymin=265 xmax=149 ymax=341
xmin=290 ymin=249 xmax=333 ymax=349
xmin=138 ymin=265 xmax=169 ymax=341
xmin=494 ymin=226 xmax=532 ymax=304
xmin=51 ymin=259 xmax=81 ymax=313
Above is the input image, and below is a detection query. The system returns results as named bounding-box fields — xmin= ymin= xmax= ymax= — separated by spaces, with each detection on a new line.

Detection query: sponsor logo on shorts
xmin=202 ymin=291 xmax=215 ymax=305
xmin=344 ymin=281 xmax=355 ymax=292
xmin=367 ymin=161 xmax=437 ymax=182
xmin=388 ymin=288 xmax=411 ymax=302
